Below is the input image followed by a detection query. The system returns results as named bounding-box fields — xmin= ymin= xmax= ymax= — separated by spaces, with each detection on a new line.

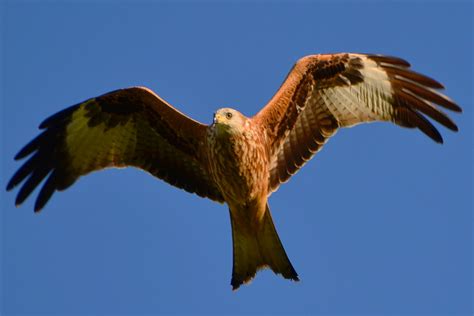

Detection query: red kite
xmin=7 ymin=53 xmax=461 ymax=290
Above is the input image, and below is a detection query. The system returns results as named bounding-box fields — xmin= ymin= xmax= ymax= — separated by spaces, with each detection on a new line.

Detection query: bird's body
xmin=207 ymin=110 xmax=268 ymax=207
xmin=7 ymin=53 xmax=461 ymax=289
xmin=206 ymin=109 xmax=298 ymax=288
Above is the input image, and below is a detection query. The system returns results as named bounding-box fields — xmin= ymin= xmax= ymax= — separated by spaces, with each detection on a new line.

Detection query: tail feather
xmin=230 ymin=204 xmax=299 ymax=290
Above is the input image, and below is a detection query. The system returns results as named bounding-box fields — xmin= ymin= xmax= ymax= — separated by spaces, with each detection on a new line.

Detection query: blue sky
xmin=1 ymin=1 xmax=472 ymax=315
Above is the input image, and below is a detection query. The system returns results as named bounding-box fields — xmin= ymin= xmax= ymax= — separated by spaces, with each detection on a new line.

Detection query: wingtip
xmin=435 ymin=136 xmax=444 ymax=144
xmin=34 ymin=196 xmax=48 ymax=213
xmin=14 ymin=152 xmax=25 ymax=161
xmin=34 ymin=206 xmax=43 ymax=213
xmin=39 ymin=116 xmax=54 ymax=129
xmin=6 ymin=182 xmax=14 ymax=192
xmin=15 ymin=194 xmax=28 ymax=209
xmin=451 ymin=103 xmax=463 ymax=113
xmin=430 ymin=130 xmax=444 ymax=144
xmin=434 ymin=81 xmax=445 ymax=90
xmin=13 ymin=197 xmax=43 ymax=213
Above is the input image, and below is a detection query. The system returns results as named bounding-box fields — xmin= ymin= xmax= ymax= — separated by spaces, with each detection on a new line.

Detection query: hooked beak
xmin=213 ymin=113 xmax=222 ymax=124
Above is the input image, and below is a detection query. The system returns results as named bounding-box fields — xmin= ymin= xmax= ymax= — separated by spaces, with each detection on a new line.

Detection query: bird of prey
xmin=7 ymin=53 xmax=461 ymax=290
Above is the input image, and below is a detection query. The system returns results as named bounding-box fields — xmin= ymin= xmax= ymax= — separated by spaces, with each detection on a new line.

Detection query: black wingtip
xmin=14 ymin=148 xmax=32 ymax=161
xmin=430 ymin=131 xmax=444 ymax=144
xmin=34 ymin=171 xmax=58 ymax=213
xmin=450 ymin=103 xmax=463 ymax=113
xmin=15 ymin=146 xmax=32 ymax=161
xmin=6 ymin=181 xmax=14 ymax=192
xmin=15 ymin=195 xmax=26 ymax=209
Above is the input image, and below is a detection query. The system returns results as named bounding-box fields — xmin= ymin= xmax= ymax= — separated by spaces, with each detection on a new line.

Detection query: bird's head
xmin=212 ymin=108 xmax=249 ymax=136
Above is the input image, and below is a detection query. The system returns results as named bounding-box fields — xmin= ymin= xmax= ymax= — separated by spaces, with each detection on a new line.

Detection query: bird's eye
xmin=226 ymin=112 xmax=233 ymax=119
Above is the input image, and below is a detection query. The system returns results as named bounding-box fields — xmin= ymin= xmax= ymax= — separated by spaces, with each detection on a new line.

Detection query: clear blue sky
xmin=1 ymin=1 xmax=472 ymax=315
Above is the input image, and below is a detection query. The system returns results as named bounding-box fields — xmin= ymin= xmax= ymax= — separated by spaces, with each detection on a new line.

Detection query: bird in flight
xmin=7 ymin=53 xmax=461 ymax=290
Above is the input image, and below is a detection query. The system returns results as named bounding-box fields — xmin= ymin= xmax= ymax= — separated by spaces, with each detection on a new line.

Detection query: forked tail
xmin=229 ymin=204 xmax=299 ymax=290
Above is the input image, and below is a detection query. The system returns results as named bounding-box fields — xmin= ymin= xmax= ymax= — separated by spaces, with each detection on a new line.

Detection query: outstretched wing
xmin=253 ymin=53 xmax=461 ymax=193
xmin=7 ymin=87 xmax=223 ymax=212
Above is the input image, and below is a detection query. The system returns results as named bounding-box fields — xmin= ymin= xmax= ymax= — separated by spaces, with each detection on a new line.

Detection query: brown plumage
xmin=7 ymin=53 xmax=461 ymax=290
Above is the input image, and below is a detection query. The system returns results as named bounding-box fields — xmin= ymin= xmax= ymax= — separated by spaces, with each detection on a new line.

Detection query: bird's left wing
xmin=253 ymin=53 xmax=461 ymax=193
xmin=7 ymin=87 xmax=224 ymax=212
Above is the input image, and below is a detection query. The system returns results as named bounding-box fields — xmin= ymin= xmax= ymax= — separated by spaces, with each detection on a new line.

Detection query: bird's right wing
xmin=7 ymin=87 xmax=224 ymax=212
xmin=253 ymin=53 xmax=461 ymax=193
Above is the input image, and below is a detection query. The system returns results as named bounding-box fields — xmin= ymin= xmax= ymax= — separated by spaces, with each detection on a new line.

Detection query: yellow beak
xmin=213 ymin=113 xmax=224 ymax=124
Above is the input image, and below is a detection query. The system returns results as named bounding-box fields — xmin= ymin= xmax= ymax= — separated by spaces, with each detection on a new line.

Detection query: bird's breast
xmin=206 ymin=129 xmax=269 ymax=204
